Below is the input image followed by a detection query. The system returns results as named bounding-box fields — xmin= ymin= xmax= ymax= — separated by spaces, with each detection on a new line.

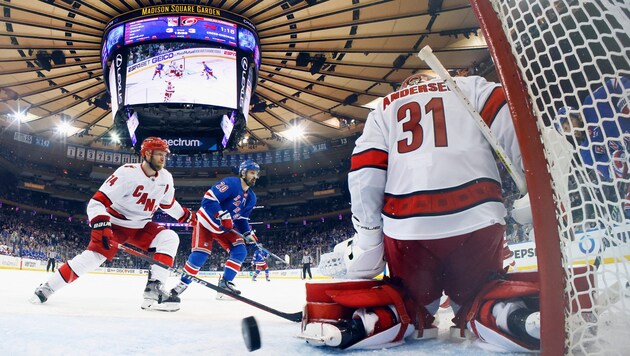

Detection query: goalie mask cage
xmin=472 ymin=1 xmax=629 ymax=355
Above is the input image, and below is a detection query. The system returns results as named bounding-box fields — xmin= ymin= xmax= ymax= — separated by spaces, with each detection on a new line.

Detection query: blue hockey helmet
xmin=239 ymin=159 xmax=260 ymax=177
xmin=555 ymin=106 xmax=582 ymax=133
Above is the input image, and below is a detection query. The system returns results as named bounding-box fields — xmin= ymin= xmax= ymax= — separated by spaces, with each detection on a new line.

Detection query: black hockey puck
xmin=242 ymin=316 xmax=261 ymax=351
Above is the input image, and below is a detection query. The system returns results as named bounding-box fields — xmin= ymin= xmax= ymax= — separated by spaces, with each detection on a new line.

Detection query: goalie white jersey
xmin=87 ymin=163 xmax=185 ymax=228
xmin=349 ymin=76 xmax=523 ymax=240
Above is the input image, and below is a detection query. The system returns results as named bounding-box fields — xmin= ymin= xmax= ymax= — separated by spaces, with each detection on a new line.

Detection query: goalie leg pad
xmin=463 ymin=277 xmax=541 ymax=352
xmin=301 ymin=280 xmax=415 ymax=349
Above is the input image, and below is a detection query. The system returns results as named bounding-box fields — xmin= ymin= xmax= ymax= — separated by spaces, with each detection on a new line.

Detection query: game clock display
xmin=124 ymin=16 xmax=237 ymax=46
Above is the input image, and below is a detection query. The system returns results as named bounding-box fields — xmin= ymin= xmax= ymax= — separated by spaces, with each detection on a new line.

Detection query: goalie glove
xmin=511 ymin=193 xmax=532 ymax=225
xmin=351 ymin=216 xmax=383 ymax=250
xmin=319 ymin=235 xmax=385 ymax=279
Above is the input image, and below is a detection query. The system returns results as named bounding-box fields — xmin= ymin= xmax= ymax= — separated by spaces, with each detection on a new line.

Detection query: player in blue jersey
xmin=558 ymin=76 xmax=630 ymax=218
xmin=170 ymin=160 xmax=261 ymax=299
xmin=579 ymin=77 xmax=629 ymax=181
xmin=152 ymin=63 xmax=164 ymax=80
xmin=251 ymin=248 xmax=270 ymax=282
xmin=201 ymin=61 xmax=217 ymax=80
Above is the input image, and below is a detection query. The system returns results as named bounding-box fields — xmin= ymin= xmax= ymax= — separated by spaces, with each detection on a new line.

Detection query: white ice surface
xmin=0 ymin=269 xmax=528 ymax=356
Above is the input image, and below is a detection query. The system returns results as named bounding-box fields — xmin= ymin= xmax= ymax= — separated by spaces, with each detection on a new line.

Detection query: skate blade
xmin=141 ymin=299 xmax=180 ymax=312
xmin=28 ymin=294 xmax=45 ymax=304
xmin=215 ymin=293 xmax=237 ymax=301
xmin=448 ymin=326 xmax=476 ymax=341
xmin=414 ymin=326 xmax=439 ymax=340
xmin=295 ymin=334 xmax=327 ymax=346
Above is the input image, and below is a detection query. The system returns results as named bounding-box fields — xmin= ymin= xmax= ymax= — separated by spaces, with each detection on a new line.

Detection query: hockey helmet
xmin=141 ymin=137 xmax=170 ymax=156
xmin=555 ymin=106 xmax=583 ymax=133
xmin=239 ymin=159 xmax=260 ymax=177
xmin=400 ymin=73 xmax=434 ymax=89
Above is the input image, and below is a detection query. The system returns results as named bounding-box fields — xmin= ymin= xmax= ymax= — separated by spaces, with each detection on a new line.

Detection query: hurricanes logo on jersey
xmin=133 ymin=185 xmax=156 ymax=211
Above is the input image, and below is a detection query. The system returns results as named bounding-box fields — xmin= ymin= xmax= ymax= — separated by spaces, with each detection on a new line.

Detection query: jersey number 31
xmin=397 ymin=98 xmax=447 ymax=153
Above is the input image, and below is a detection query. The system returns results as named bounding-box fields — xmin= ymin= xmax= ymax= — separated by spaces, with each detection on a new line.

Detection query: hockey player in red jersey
xmin=305 ymin=73 xmax=542 ymax=351
xmin=30 ymin=137 xmax=195 ymax=312
xmin=164 ymin=81 xmax=175 ymax=102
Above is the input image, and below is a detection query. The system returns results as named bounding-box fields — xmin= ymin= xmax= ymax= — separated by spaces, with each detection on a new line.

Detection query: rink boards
xmin=2 ymin=224 xmax=628 ymax=276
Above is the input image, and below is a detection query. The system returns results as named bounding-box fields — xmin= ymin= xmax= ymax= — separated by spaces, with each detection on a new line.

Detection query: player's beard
xmin=149 ymin=155 xmax=165 ymax=171
xmin=244 ymin=176 xmax=257 ymax=187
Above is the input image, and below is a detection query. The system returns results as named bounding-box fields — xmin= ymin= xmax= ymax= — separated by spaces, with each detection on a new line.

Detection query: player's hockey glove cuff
xmin=90 ymin=216 xmax=113 ymax=250
xmin=243 ymin=231 xmax=259 ymax=245
xmin=178 ymin=207 xmax=197 ymax=226
xmin=214 ymin=210 xmax=233 ymax=230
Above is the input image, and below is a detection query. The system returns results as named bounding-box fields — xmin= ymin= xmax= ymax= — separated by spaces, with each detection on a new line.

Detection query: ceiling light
xmin=57 ymin=121 xmax=81 ymax=137
xmin=13 ymin=112 xmax=27 ymax=123
xmin=283 ymin=125 xmax=305 ymax=141
xmin=110 ymin=132 xmax=120 ymax=143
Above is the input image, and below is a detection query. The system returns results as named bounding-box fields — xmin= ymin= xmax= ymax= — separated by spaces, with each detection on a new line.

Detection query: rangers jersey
xmin=253 ymin=249 xmax=268 ymax=263
xmin=349 ymin=76 xmax=523 ymax=240
xmin=88 ymin=163 xmax=185 ymax=228
xmin=197 ymin=176 xmax=257 ymax=234
xmin=578 ymin=76 xmax=630 ymax=181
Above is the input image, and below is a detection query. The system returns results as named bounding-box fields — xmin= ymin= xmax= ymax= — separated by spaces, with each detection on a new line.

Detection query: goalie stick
xmin=230 ymin=229 xmax=289 ymax=265
xmin=116 ymin=243 xmax=302 ymax=322
xmin=418 ymin=45 xmax=527 ymax=196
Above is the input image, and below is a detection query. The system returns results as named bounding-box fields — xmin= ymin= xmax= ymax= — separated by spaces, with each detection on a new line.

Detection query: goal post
xmin=472 ymin=0 xmax=629 ymax=355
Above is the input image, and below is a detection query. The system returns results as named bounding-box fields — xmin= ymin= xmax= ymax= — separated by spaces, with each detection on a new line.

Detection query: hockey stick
xmin=117 ymin=243 xmax=302 ymax=322
xmin=230 ymin=229 xmax=289 ymax=265
xmin=418 ymin=45 xmax=527 ymax=196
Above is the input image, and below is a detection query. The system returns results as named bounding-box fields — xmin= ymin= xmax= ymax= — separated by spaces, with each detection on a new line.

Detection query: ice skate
xmin=266 ymin=276 xmax=271 ymax=282
xmin=141 ymin=280 xmax=180 ymax=312
xmin=170 ymin=281 xmax=189 ymax=298
xmin=252 ymin=275 xmax=257 ymax=282
xmin=216 ymin=278 xmax=240 ymax=300
xmin=30 ymin=283 xmax=54 ymax=304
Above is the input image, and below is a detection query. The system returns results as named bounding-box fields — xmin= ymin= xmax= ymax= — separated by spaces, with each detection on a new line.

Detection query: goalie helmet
xmin=400 ymin=73 xmax=434 ymax=89
xmin=141 ymin=137 xmax=170 ymax=156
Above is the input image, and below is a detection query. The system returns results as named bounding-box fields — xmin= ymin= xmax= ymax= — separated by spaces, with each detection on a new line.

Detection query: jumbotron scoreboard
xmin=101 ymin=5 xmax=260 ymax=152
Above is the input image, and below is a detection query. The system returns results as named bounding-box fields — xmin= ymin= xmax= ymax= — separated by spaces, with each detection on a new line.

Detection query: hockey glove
xmin=90 ymin=216 xmax=114 ymax=251
xmin=243 ymin=231 xmax=259 ymax=245
xmin=214 ymin=210 xmax=233 ymax=230
xmin=319 ymin=235 xmax=385 ymax=279
xmin=351 ymin=216 xmax=383 ymax=250
xmin=511 ymin=193 xmax=532 ymax=225
xmin=178 ymin=207 xmax=197 ymax=226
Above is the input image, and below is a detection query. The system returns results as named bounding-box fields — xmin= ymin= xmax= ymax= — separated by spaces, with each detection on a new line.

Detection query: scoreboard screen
xmin=101 ymin=5 xmax=259 ymax=152
xmin=124 ymin=16 xmax=237 ymax=47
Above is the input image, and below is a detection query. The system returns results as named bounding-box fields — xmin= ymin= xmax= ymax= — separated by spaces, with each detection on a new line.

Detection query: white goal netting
xmin=488 ymin=0 xmax=629 ymax=354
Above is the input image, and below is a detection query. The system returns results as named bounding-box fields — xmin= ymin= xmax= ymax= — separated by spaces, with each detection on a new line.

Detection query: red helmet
xmin=141 ymin=137 xmax=170 ymax=156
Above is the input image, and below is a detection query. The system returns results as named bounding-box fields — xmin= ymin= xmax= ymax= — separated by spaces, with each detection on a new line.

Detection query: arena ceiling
xmin=0 ymin=0 xmax=493 ymax=152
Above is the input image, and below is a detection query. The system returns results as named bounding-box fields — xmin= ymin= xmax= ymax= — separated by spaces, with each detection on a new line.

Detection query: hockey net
xmin=473 ymin=0 xmax=629 ymax=355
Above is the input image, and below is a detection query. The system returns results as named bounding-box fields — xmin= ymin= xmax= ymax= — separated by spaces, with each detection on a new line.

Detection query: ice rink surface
xmin=0 ymin=269 xmax=519 ymax=356
xmin=125 ymin=54 xmax=237 ymax=107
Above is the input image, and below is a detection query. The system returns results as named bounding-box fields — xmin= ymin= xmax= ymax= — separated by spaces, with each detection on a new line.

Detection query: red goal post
xmin=472 ymin=0 xmax=629 ymax=355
